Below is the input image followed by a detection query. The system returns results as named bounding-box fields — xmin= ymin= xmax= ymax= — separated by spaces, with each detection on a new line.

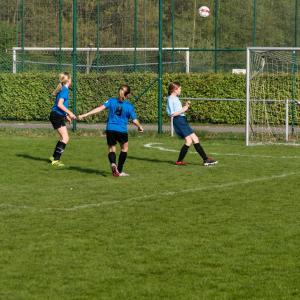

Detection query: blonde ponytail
xmin=52 ymin=72 xmax=71 ymax=96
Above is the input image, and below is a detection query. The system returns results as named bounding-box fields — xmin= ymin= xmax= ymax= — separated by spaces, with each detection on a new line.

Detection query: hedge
xmin=0 ymin=72 xmax=247 ymax=124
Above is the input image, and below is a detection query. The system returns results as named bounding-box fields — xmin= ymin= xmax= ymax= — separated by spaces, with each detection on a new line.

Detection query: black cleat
xmin=203 ymin=158 xmax=218 ymax=166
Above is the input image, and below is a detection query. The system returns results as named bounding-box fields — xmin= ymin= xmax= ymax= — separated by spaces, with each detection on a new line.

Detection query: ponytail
xmin=118 ymin=85 xmax=131 ymax=101
xmin=52 ymin=72 xmax=71 ymax=96
xmin=52 ymin=82 xmax=63 ymax=97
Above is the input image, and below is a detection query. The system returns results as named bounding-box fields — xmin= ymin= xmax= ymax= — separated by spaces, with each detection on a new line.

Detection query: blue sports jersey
xmin=52 ymin=86 xmax=69 ymax=116
xmin=103 ymin=97 xmax=137 ymax=133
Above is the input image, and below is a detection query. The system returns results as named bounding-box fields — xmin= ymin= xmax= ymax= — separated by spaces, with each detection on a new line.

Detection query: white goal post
xmin=246 ymin=47 xmax=300 ymax=145
xmin=12 ymin=47 xmax=190 ymax=74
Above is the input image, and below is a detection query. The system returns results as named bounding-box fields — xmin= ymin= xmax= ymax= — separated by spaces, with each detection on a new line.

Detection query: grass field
xmin=0 ymin=128 xmax=300 ymax=300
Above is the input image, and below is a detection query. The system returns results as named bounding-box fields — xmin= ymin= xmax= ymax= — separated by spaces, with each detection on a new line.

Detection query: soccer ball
xmin=198 ymin=6 xmax=210 ymax=18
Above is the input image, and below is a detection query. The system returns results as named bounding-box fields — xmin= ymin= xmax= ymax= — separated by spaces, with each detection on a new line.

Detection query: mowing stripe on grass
xmin=0 ymin=171 xmax=299 ymax=212
xmin=144 ymin=143 xmax=300 ymax=159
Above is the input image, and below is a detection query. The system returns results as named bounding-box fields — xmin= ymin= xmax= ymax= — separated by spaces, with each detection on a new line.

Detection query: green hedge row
xmin=0 ymin=72 xmax=247 ymax=124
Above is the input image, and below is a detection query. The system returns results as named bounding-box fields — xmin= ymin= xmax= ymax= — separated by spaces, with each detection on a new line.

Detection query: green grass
xmin=0 ymin=128 xmax=300 ymax=300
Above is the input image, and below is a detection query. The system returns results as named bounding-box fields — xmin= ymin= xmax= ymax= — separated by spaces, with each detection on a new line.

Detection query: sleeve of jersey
xmin=103 ymin=99 xmax=111 ymax=108
xmin=129 ymin=105 xmax=137 ymax=120
xmin=59 ymin=89 xmax=68 ymax=100
xmin=168 ymin=98 xmax=176 ymax=115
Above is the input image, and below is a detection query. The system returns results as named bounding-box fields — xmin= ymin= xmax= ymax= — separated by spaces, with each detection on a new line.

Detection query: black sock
xmin=108 ymin=152 xmax=116 ymax=165
xmin=118 ymin=151 xmax=127 ymax=173
xmin=177 ymin=144 xmax=189 ymax=162
xmin=53 ymin=141 xmax=66 ymax=161
xmin=193 ymin=143 xmax=208 ymax=161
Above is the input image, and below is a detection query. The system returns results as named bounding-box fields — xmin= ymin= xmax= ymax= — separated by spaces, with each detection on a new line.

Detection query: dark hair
xmin=118 ymin=85 xmax=131 ymax=100
xmin=168 ymin=82 xmax=181 ymax=95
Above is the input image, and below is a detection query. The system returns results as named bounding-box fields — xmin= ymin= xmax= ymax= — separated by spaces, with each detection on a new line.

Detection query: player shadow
xmin=127 ymin=155 xmax=175 ymax=165
xmin=17 ymin=154 xmax=50 ymax=163
xmin=67 ymin=165 xmax=108 ymax=177
xmin=16 ymin=153 xmax=108 ymax=177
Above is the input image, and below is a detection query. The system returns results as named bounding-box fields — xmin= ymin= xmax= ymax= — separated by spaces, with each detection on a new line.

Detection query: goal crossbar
xmin=12 ymin=47 xmax=190 ymax=73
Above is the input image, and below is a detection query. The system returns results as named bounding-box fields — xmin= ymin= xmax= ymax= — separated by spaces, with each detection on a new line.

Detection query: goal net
xmin=246 ymin=47 xmax=300 ymax=145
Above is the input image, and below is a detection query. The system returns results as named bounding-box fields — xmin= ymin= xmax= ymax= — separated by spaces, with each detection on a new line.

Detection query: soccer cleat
xmin=203 ymin=158 xmax=218 ymax=166
xmin=51 ymin=160 xmax=65 ymax=167
xmin=175 ymin=161 xmax=188 ymax=166
xmin=119 ymin=172 xmax=129 ymax=177
xmin=111 ymin=163 xmax=120 ymax=177
xmin=49 ymin=156 xmax=54 ymax=162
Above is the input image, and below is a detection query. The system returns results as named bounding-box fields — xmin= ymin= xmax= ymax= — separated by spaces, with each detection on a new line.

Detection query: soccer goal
xmin=12 ymin=47 xmax=190 ymax=74
xmin=246 ymin=47 xmax=300 ymax=145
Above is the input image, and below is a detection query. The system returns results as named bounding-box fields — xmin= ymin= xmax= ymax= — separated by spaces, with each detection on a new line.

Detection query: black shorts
xmin=106 ymin=130 xmax=128 ymax=146
xmin=49 ymin=111 xmax=66 ymax=129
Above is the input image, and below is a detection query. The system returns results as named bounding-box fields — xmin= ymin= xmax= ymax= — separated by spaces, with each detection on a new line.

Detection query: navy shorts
xmin=173 ymin=116 xmax=194 ymax=138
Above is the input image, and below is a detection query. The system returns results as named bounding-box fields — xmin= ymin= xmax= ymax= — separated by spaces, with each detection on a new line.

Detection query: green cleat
xmin=51 ymin=160 xmax=65 ymax=167
xmin=49 ymin=156 xmax=54 ymax=162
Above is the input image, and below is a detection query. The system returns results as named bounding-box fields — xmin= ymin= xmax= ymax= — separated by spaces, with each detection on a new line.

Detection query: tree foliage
xmin=0 ymin=1 xmax=299 ymax=72
xmin=0 ymin=0 xmax=299 ymax=49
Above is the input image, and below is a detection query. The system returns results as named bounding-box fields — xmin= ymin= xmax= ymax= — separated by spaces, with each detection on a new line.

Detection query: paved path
xmin=0 ymin=121 xmax=245 ymax=133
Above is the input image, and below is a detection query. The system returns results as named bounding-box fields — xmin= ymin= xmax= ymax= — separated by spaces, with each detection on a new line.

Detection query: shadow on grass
xmin=128 ymin=155 xmax=175 ymax=165
xmin=68 ymin=165 xmax=108 ymax=177
xmin=16 ymin=153 xmax=108 ymax=177
xmin=17 ymin=154 xmax=50 ymax=163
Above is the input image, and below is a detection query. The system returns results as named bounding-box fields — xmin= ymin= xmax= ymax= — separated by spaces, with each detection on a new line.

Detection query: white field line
xmin=144 ymin=143 xmax=300 ymax=159
xmin=0 ymin=171 xmax=299 ymax=212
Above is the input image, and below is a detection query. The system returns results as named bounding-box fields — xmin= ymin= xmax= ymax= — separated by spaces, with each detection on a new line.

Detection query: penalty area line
xmin=58 ymin=171 xmax=300 ymax=211
xmin=0 ymin=171 xmax=299 ymax=212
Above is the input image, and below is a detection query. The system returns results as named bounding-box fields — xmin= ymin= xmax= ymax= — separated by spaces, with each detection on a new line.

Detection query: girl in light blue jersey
xmin=167 ymin=82 xmax=217 ymax=166
xmin=79 ymin=85 xmax=143 ymax=177
xmin=49 ymin=72 xmax=76 ymax=167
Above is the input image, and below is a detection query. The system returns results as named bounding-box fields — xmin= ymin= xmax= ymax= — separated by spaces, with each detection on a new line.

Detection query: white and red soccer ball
xmin=198 ymin=6 xmax=210 ymax=18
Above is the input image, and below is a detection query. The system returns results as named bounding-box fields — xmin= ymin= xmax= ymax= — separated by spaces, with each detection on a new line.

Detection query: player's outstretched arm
xmin=132 ymin=119 xmax=144 ymax=132
xmin=78 ymin=105 xmax=106 ymax=120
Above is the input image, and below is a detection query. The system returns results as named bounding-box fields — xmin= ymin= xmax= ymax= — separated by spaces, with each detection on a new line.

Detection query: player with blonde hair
xmin=49 ymin=72 xmax=76 ymax=167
